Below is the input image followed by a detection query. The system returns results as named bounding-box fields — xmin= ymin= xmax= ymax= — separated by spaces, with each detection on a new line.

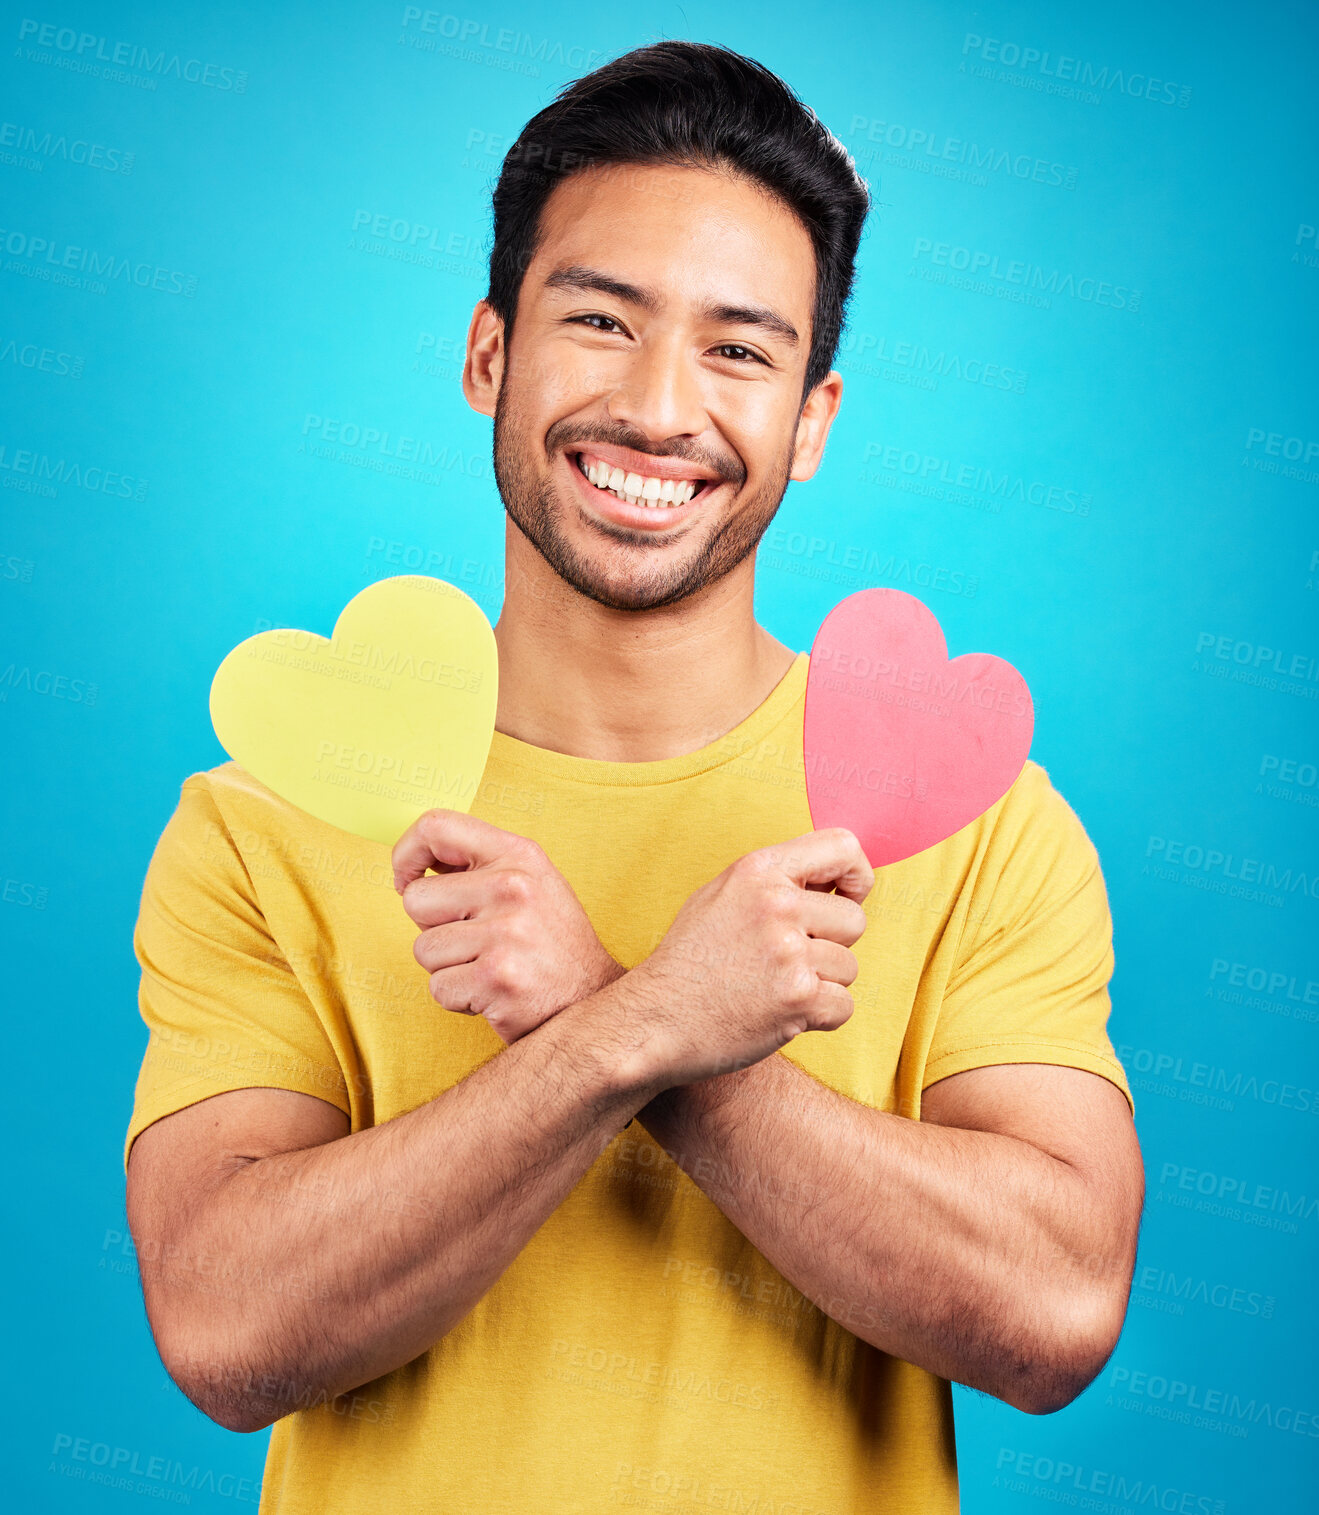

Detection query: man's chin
xmin=533 ymin=542 xmax=710 ymax=613
xmin=502 ymin=488 xmax=711 ymax=609
xmin=493 ymin=419 xmax=788 ymax=612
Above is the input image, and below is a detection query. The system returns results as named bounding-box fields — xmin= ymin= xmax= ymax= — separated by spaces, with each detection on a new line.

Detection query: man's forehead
xmin=529 ymin=164 xmax=817 ymax=322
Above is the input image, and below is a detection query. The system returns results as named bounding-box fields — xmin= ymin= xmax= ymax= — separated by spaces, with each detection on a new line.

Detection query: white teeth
xmin=577 ymin=453 xmax=705 ymax=509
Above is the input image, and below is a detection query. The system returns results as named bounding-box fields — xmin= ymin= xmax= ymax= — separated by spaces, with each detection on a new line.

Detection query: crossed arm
xmin=632 ymin=1053 xmax=1143 ymax=1415
xmin=129 ymin=814 xmax=1144 ymax=1428
xmin=425 ymin=811 xmax=1147 ymax=1415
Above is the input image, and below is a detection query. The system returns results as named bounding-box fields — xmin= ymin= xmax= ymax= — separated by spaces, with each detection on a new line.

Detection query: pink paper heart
xmin=804 ymin=589 xmax=1033 ymax=867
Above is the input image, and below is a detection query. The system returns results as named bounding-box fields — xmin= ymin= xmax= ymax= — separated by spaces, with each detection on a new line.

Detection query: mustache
xmin=545 ymin=418 xmax=746 ymax=487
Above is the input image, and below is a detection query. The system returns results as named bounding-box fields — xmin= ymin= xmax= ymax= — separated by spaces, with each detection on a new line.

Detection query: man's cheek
xmin=506 ymin=342 xmax=609 ymax=408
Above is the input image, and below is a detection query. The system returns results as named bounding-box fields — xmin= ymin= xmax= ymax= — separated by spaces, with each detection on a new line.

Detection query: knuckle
xmin=486 ymin=950 xmax=523 ymax=993
xmin=507 ymin=831 xmax=546 ymax=866
xmin=823 ymin=990 xmax=855 ymax=1029
xmin=781 ymin=960 xmax=816 ymax=1006
xmin=502 ymin=836 xmax=548 ymax=872
xmin=496 ymin=869 xmax=533 ymax=905
xmin=730 ymin=850 xmax=772 ymax=881
xmin=412 ymin=928 xmax=441 ymax=969
xmin=766 ymin=925 xmax=801 ymax=965
xmin=498 ymin=915 xmax=531 ymax=950
xmin=760 ymin=883 xmax=798 ymax=921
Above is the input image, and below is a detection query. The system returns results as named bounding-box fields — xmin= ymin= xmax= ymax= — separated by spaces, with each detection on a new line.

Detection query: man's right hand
xmin=392 ymin=808 xmax=625 ymax=1046
xmin=612 ymin=828 xmax=875 ymax=1091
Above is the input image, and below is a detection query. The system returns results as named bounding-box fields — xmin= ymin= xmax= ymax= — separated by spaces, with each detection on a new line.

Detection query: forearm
xmin=635 ymin=1055 xmax=1117 ymax=1413
xmin=163 ymin=980 xmax=657 ymax=1432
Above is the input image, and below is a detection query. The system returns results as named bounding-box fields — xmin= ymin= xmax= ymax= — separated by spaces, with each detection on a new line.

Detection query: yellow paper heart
xmin=209 ymin=575 xmax=498 ymax=845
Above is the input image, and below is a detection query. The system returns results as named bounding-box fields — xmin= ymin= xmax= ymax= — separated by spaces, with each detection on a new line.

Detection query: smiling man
xmin=124 ymin=41 xmax=1143 ymax=1515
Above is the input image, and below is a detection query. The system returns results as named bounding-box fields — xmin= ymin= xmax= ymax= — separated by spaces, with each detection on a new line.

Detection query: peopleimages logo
xmin=0 ymin=227 xmax=197 ymax=296
xmin=15 ymin=19 xmax=248 ymax=91
xmin=1205 ymin=956 xmax=1319 ymax=1025
xmin=49 ymin=1432 xmax=259 ymax=1503
xmin=350 ymin=210 xmax=483 ymax=263
xmin=960 ymin=33 xmax=1192 ymax=107
xmin=993 ymin=1448 xmax=1224 ymax=1513
xmin=861 ymin=441 xmax=1092 ymax=514
xmin=1194 ymin=632 xmax=1319 ymax=683
xmin=1108 ymin=1367 xmax=1319 ymax=1438
xmin=760 ymin=525 xmax=979 ymax=600
xmin=0 ymin=440 xmax=147 ymax=499
xmin=1157 ymin=1160 xmax=1318 ymax=1224
xmin=0 ymin=336 xmax=83 ymax=376
xmin=847 ymin=115 xmax=1077 ymax=189
xmin=1117 ymin=1040 xmax=1317 ymax=1115
xmin=1145 ymin=835 xmax=1319 ymax=902
xmin=1245 ymin=426 xmax=1319 ymax=465
xmin=1210 ymin=957 xmax=1319 ymax=1004
xmin=910 ymin=238 xmax=1140 ymax=311
xmin=299 ymin=414 xmax=490 ymax=483
xmin=397 ymin=8 xmax=605 ymax=70
xmin=0 ymin=120 xmax=134 ymax=173
xmin=838 ymin=328 xmax=1028 ymax=393
xmin=1243 ymin=425 xmax=1319 ymax=485
xmin=1134 ymin=1264 xmax=1275 ymax=1319
xmin=1259 ymin=753 xmax=1319 ymax=795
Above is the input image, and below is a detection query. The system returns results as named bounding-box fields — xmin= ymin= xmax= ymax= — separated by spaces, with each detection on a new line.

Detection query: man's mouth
xmin=571 ymin=449 xmax=715 ymax=511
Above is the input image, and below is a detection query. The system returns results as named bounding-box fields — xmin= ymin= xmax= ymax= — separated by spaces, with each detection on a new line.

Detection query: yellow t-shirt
xmin=124 ymin=649 xmax=1132 ymax=1515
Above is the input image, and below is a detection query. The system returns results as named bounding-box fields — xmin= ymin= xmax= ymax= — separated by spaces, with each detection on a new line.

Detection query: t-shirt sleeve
xmin=922 ymin=764 xmax=1134 ymax=1118
xmin=123 ymin=772 xmax=353 ymax=1173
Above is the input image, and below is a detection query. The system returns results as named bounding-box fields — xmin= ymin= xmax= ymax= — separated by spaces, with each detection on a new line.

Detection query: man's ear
xmin=790 ymin=370 xmax=845 ymax=482
xmin=463 ymin=300 xmax=506 ymax=418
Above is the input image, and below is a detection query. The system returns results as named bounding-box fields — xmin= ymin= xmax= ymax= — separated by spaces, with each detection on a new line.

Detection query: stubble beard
xmin=491 ymin=381 xmax=795 ymax=613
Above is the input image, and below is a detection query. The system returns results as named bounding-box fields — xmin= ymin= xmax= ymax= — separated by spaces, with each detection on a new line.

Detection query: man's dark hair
xmin=486 ymin=41 xmax=870 ymax=397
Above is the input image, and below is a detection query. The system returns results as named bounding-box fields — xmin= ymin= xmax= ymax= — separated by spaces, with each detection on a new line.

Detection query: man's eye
xmin=574 ymin=314 xmax=622 ymax=333
xmin=713 ymin=343 xmax=766 ymax=364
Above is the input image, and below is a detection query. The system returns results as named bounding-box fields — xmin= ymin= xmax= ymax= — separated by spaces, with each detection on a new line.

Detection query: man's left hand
xmin=392 ymin=808 xmax=624 ymax=1044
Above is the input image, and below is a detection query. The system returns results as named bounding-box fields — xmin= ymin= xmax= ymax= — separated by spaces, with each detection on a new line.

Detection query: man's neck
xmin=491 ymin=537 xmax=797 ymax=764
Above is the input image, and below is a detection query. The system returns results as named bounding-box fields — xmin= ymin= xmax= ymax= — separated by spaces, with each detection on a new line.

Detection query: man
xmin=125 ymin=41 xmax=1143 ymax=1515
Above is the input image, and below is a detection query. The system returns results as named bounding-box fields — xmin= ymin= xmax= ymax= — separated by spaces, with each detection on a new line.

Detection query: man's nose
xmin=605 ymin=335 xmax=708 ymax=442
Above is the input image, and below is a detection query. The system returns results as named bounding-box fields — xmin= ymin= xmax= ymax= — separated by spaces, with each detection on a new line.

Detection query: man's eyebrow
xmin=542 ymin=264 xmax=659 ymax=312
xmin=541 ymin=265 xmax=799 ymax=346
xmin=702 ymin=301 xmax=799 ymax=347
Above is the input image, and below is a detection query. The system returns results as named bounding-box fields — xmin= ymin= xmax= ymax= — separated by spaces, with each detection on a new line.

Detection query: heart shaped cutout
xmin=209 ymin=575 xmax=498 ymax=845
xmin=804 ymin=589 xmax=1033 ymax=867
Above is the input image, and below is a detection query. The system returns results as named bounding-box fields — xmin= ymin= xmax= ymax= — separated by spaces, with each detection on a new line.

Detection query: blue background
xmin=3 ymin=1 xmax=1316 ymax=1509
